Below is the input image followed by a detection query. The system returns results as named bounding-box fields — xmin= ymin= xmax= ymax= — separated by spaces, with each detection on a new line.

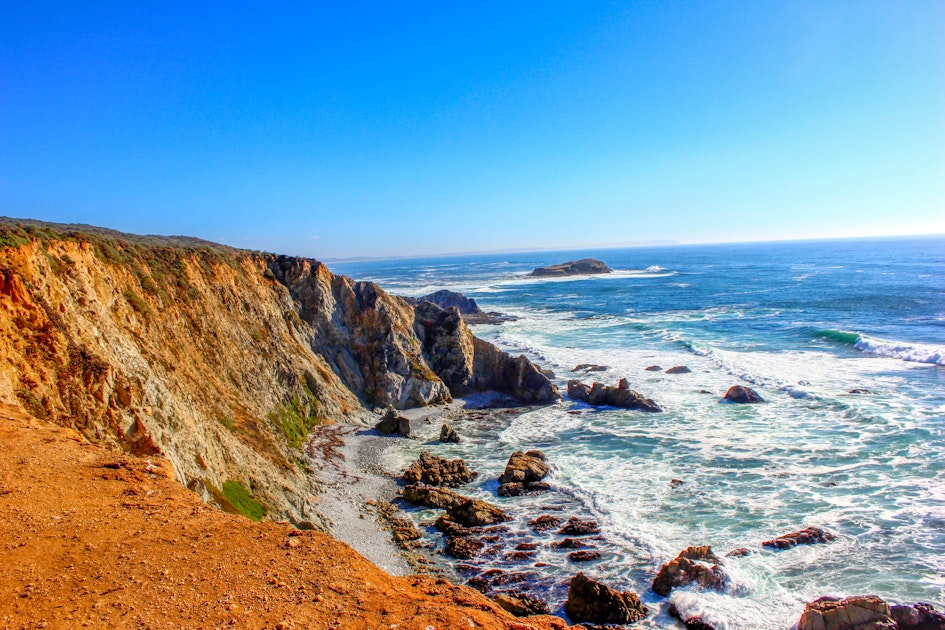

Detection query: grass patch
xmin=269 ymin=393 xmax=321 ymax=449
xmin=206 ymin=480 xmax=267 ymax=522
xmin=122 ymin=290 xmax=152 ymax=316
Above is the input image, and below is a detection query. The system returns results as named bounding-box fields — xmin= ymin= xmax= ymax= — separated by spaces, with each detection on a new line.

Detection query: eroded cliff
xmin=0 ymin=218 xmax=558 ymax=525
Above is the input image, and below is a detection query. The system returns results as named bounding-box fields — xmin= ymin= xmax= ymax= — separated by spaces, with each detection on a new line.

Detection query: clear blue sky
xmin=2 ymin=2 xmax=943 ymax=258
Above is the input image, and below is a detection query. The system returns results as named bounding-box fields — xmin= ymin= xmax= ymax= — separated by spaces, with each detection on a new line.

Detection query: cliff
xmin=0 ymin=218 xmax=558 ymax=526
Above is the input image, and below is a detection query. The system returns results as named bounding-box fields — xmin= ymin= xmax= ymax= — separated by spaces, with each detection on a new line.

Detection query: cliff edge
xmin=0 ymin=218 xmax=558 ymax=526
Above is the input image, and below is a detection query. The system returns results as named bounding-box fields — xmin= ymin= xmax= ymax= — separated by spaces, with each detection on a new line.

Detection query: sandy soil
xmin=0 ymin=403 xmax=572 ymax=630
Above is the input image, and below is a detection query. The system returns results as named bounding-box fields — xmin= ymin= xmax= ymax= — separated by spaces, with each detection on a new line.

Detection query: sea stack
xmin=529 ymin=259 xmax=612 ymax=277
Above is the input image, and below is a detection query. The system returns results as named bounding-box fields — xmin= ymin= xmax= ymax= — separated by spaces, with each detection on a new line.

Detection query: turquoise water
xmin=331 ymin=237 xmax=945 ymax=628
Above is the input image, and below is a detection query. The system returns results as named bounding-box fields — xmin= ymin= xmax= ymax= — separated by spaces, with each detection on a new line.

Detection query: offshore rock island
xmin=528 ymin=258 xmax=612 ymax=277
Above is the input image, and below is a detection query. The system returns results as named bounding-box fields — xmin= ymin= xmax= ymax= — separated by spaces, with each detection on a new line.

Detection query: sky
xmin=1 ymin=2 xmax=943 ymax=259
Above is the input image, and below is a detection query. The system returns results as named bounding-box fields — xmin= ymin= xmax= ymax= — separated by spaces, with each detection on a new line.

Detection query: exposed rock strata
xmin=0 ymin=218 xmax=558 ymax=526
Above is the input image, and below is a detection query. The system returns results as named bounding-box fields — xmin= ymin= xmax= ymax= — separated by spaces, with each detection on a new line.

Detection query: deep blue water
xmin=331 ymin=237 xmax=945 ymax=629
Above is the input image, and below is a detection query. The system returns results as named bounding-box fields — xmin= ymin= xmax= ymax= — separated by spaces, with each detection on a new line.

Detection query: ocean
xmin=330 ymin=236 xmax=945 ymax=629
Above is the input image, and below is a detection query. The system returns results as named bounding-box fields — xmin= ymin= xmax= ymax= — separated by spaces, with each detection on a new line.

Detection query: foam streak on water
xmin=332 ymin=238 xmax=945 ymax=629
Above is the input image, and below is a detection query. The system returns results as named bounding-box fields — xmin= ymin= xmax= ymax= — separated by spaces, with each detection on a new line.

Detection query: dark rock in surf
xmin=891 ymin=602 xmax=945 ymax=629
xmin=797 ymin=595 xmax=896 ymax=630
xmin=530 ymin=259 xmax=612 ymax=278
xmin=669 ymin=603 xmax=720 ymax=630
xmin=499 ymin=450 xmax=549 ymax=485
xmin=558 ymin=517 xmax=600 ymax=536
xmin=444 ymin=536 xmax=484 ymax=559
xmin=762 ymin=526 xmax=836 ymax=550
xmin=439 ymin=423 xmax=460 ymax=443
xmin=645 ymin=365 xmax=663 ymax=371
xmin=565 ymin=572 xmax=648 ymax=625
xmin=497 ymin=481 xmax=551 ymax=497
xmin=568 ymin=550 xmax=602 ymax=562
xmin=529 ymin=515 xmax=561 ymax=531
xmin=401 ymin=484 xmax=467 ymax=509
xmin=652 ymin=546 xmax=725 ymax=597
xmin=722 ymin=385 xmax=765 ymax=404
xmin=445 ymin=498 xmax=509 ymax=527
xmin=568 ymin=379 xmax=661 ymax=411
xmin=666 ymin=365 xmax=692 ymax=374
xmin=574 ymin=363 xmax=608 ymax=372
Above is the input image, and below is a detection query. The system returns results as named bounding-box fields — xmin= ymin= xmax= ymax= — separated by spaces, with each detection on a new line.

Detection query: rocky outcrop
xmin=798 ymin=595 xmax=897 ymax=630
xmin=400 ymin=484 xmax=467 ymax=509
xmin=797 ymin=597 xmax=945 ymax=630
xmin=402 ymin=452 xmax=478 ymax=487
xmin=440 ymin=423 xmax=460 ymax=443
xmin=413 ymin=301 xmax=560 ymax=404
xmin=891 ymin=602 xmax=945 ymax=629
xmin=404 ymin=290 xmax=512 ymax=325
xmin=652 ymin=546 xmax=725 ymax=597
xmin=564 ymin=572 xmax=648 ymax=625
xmin=529 ymin=259 xmax=612 ymax=277
xmin=723 ymin=385 xmax=764 ymax=403
xmin=493 ymin=591 xmax=550 ymax=617
xmin=762 ymin=526 xmax=835 ymax=550
xmin=497 ymin=450 xmax=551 ymax=496
xmin=375 ymin=406 xmax=412 ymax=436
xmin=445 ymin=499 xmax=509 ymax=527
xmin=558 ymin=517 xmax=600 ymax=536
xmin=568 ymin=379 xmax=662 ymax=412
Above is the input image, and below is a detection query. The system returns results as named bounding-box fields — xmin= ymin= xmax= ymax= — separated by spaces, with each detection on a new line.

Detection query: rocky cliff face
xmin=0 ymin=219 xmax=557 ymax=525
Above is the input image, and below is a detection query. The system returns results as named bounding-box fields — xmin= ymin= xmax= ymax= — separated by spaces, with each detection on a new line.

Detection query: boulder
xmin=402 ymin=452 xmax=478 ymax=487
xmin=670 ymin=478 xmax=685 ymax=488
xmin=652 ymin=546 xmax=725 ymax=597
xmin=553 ymin=538 xmax=591 ymax=549
xmin=444 ymin=536 xmax=484 ymax=559
xmin=401 ymin=484 xmax=468 ymax=509
xmin=492 ymin=591 xmax=550 ymax=617
xmin=375 ymin=406 xmax=412 ymax=435
xmin=666 ymin=366 xmax=692 ymax=374
xmin=530 ymin=259 xmax=612 ymax=277
xmin=439 ymin=424 xmax=460 ymax=443
xmin=645 ymin=365 xmax=662 ymax=371
xmin=529 ymin=514 xmax=562 ymax=531
xmin=762 ymin=526 xmax=836 ymax=550
xmin=564 ymin=572 xmax=648 ymax=625
xmin=446 ymin=498 xmax=509 ymax=527
xmin=567 ymin=379 xmax=591 ymax=402
xmin=849 ymin=388 xmax=873 ymax=395
xmin=433 ymin=515 xmax=473 ymax=538
xmin=498 ymin=450 xmax=550 ymax=485
xmin=797 ymin=595 xmax=896 ymax=630
xmin=558 ymin=516 xmax=600 ymax=536
xmin=891 ymin=602 xmax=945 ymax=629
xmin=726 ymin=547 xmax=753 ymax=558
xmin=722 ymin=385 xmax=764 ymax=403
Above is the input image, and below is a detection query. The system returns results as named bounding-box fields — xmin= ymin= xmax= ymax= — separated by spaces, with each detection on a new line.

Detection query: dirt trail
xmin=0 ymin=404 xmax=570 ymax=630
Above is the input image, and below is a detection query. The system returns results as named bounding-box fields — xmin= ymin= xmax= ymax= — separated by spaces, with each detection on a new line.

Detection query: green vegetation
xmin=216 ymin=413 xmax=235 ymax=430
xmin=206 ymin=479 xmax=267 ymax=522
xmin=122 ymin=290 xmax=152 ymax=316
xmin=269 ymin=392 xmax=321 ymax=449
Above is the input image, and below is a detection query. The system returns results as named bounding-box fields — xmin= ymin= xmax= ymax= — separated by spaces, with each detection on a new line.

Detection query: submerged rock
xmin=564 ymin=572 xmax=648 ymax=625
xmin=669 ymin=603 xmax=720 ymax=630
xmin=402 ymin=452 xmax=478 ymax=487
xmin=568 ymin=550 xmax=602 ymax=562
xmin=439 ymin=423 xmax=460 ymax=443
xmin=529 ymin=515 xmax=562 ymax=531
xmin=722 ymin=385 xmax=765 ymax=403
xmin=797 ymin=595 xmax=896 ymax=630
xmin=444 ymin=536 xmax=484 ymax=559
xmin=530 ymin=259 xmax=612 ymax=277
xmin=652 ymin=546 xmax=725 ymax=597
xmin=762 ymin=526 xmax=836 ymax=550
xmin=497 ymin=481 xmax=551 ymax=497
xmin=558 ymin=516 xmax=600 ymax=536
xmin=666 ymin=366 xmax=692 ymax=374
